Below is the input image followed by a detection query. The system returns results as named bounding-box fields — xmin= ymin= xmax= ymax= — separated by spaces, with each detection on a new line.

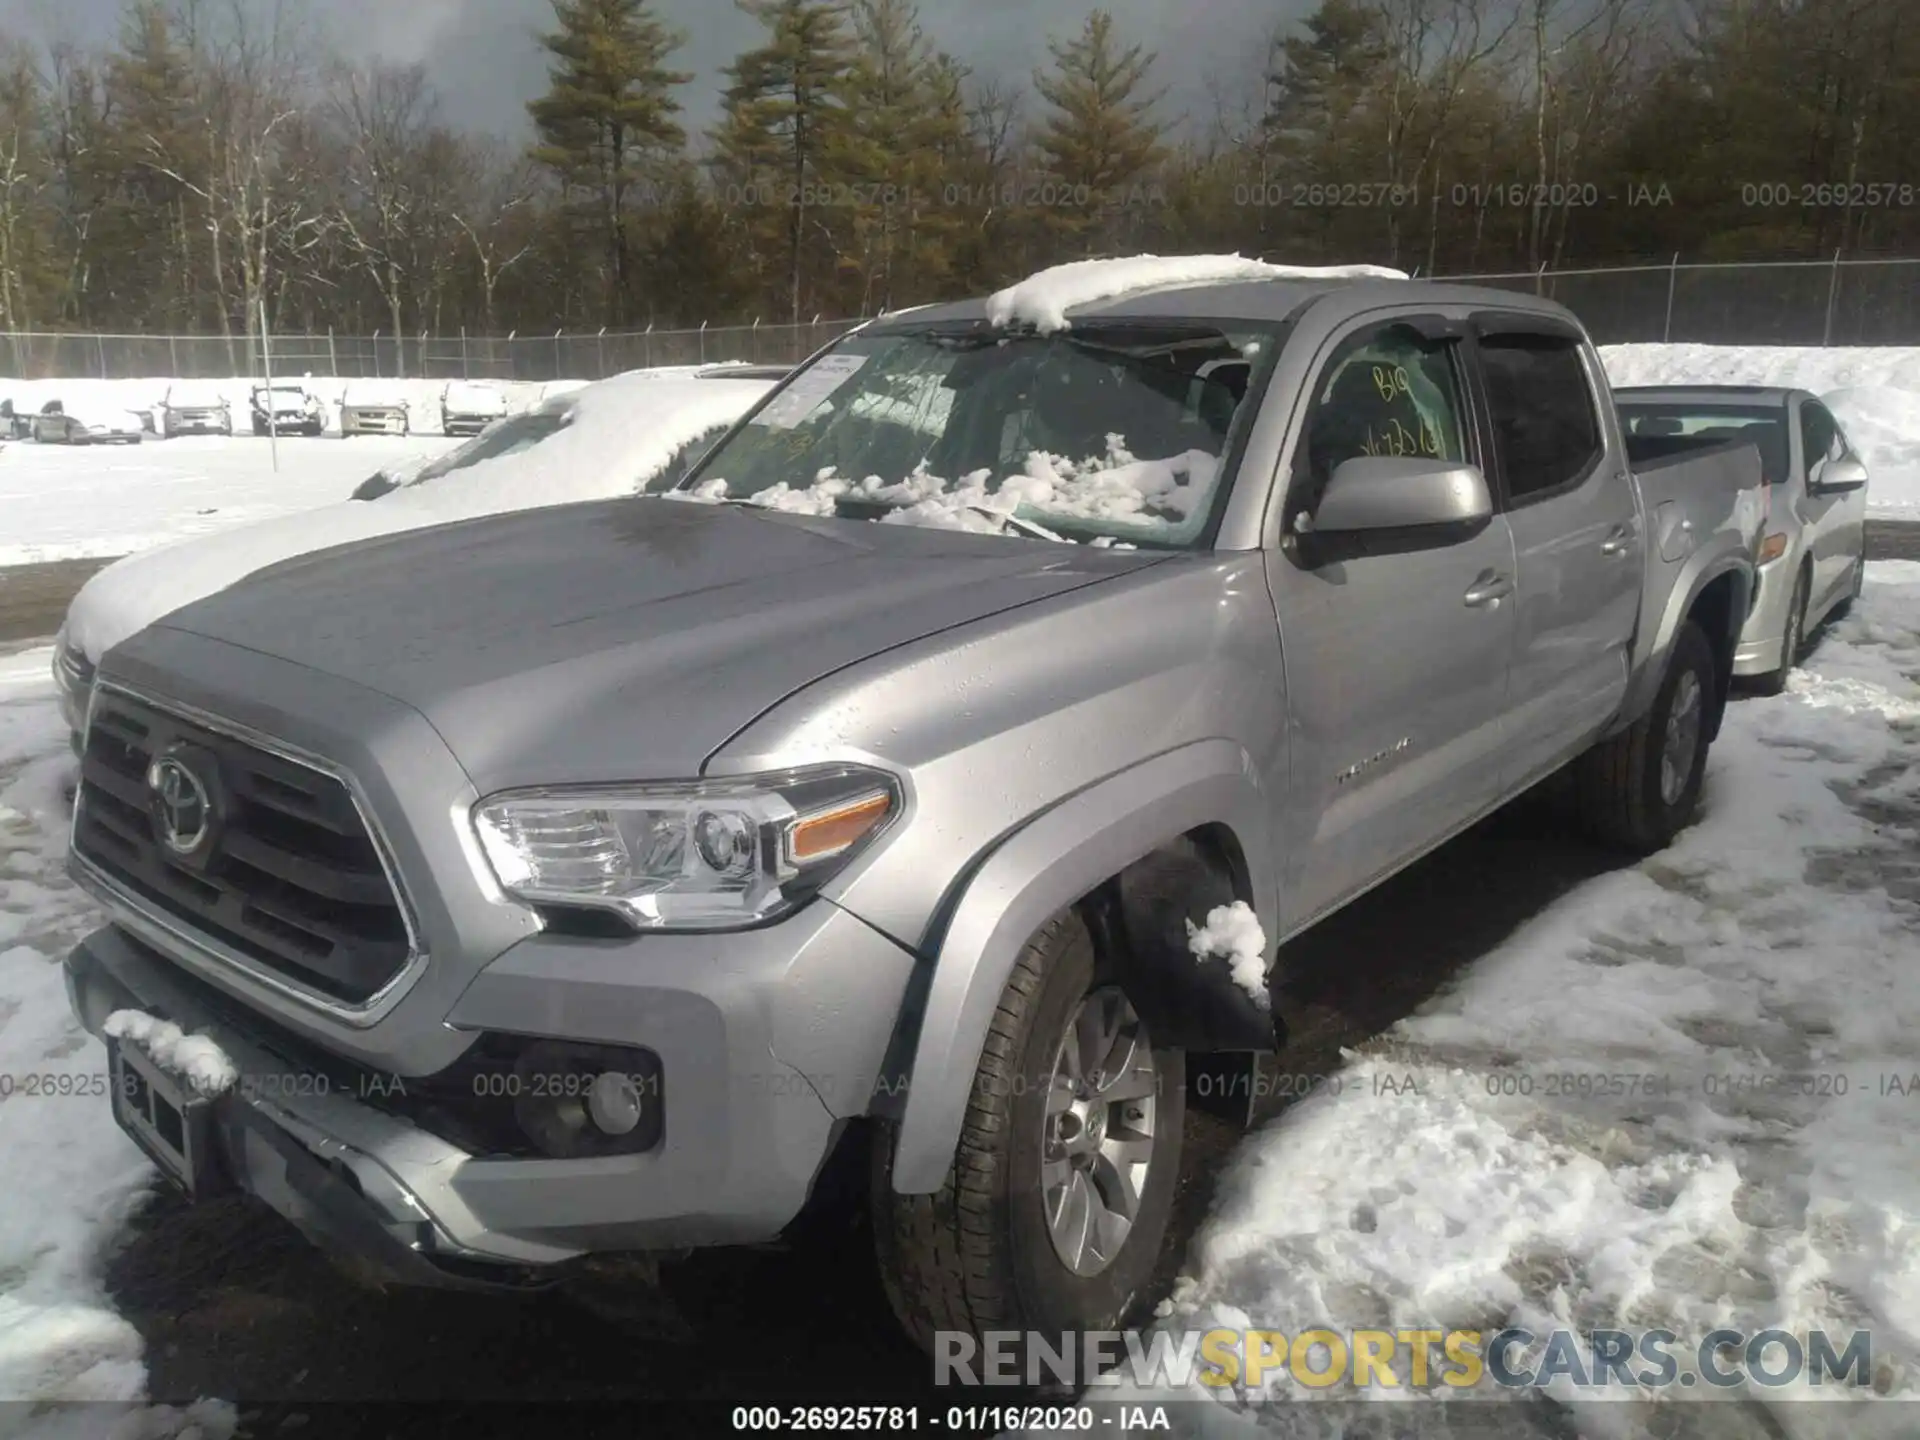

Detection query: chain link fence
xmin=1431 ymin=256 xmax=1920 ymax=347
xmin=0 ymin=318 xmax=864 ymax=384
xmin=4 ymin=258 xmax=1918 ymax=382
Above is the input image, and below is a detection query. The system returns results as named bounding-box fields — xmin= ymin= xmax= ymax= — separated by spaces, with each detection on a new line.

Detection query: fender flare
xmin=888 ymin=738 xmax=1274 ymax=1194
xmin=1612 ymin=546 xmax=1754 ymax=738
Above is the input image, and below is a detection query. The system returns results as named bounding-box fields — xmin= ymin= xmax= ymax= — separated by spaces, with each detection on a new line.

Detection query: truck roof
xmin=868 ymin=274 xmax=1582 ymax=335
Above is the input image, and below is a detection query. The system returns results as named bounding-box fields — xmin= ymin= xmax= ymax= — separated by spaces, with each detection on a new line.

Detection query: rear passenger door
xmin=1473 ymin=316 xmax=1640 ymax=789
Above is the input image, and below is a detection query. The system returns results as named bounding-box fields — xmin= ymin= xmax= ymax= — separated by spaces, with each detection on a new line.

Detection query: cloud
xmin=7 ymin=0 xmax=1314 ymax=141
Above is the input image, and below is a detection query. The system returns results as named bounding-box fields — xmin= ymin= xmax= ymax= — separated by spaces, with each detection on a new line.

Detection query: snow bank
xmin=1601 ymin=343 xmax=1920 ymax=516
xmin=1187 ymin=901 xmax=1270 ymax=1007
xmin=64 ymin=372 xmax=773 ymax=662
xmin=986 ymin=254 xmax=1409 ymax=334
xmin=102 ymin=1011 xmax=237 ymax=1098
xmin=0 ymin=432 xmax=456 ymax=567
xmin=0 ymin=649 xmax=152 ymax=1406
xmin=1127 ymin=560 xmax=1920 ymax=1426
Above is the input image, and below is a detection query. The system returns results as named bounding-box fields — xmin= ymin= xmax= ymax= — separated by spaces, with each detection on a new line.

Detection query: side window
xmin=1295 ymin=323 xmax=1468 ymax=508
xmin=1800 ymin=402 xmax=1842 ymax=481
xmin=1479 ymin=332 xmax=1603 ymax=501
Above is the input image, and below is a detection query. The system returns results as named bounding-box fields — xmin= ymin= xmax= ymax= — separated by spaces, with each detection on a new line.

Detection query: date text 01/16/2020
xmin=729 ymin=1406 xmax=1170 ymax=1431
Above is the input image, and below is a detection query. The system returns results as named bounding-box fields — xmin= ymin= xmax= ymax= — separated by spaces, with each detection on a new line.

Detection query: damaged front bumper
xmin=64 ymin=917 xmax=876 ymax=1290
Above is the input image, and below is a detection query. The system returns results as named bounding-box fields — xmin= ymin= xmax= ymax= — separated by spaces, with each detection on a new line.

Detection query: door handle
xmin=1600 ymin=525 xmax=1636 ymax=556
xmin=1463 ymin=571 xmax=1513 ymax=608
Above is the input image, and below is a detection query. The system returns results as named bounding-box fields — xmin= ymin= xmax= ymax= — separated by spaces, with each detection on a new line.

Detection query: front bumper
xmin=1732 ymin=554 xmax=1794 ymax=676
xmin=65 ymin=889 xmax=912 ymax=1284
xmin=441 ymin=413 xmax=501 ymax=435
xmin=166 ymin=412 xmax=231 ymax=434
xmin=342 ymin=410 xmax=408 ymax=435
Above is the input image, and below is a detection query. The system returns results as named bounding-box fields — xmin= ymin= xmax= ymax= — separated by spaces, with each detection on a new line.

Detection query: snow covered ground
xmin=0 ymin=434 xmax=456 ymax=566
xmin=1601 ymin=344 xmax=1920 ymax=517
xmin=0 ymin=569 xmax=1916 ymax=1431
xmin=1120 ymin=561 xmax=1920 ymax=1435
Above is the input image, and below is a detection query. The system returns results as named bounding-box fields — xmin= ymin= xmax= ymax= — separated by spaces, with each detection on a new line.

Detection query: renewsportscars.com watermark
xmin=935 ymin=1326 xmax=1881 ymax=1394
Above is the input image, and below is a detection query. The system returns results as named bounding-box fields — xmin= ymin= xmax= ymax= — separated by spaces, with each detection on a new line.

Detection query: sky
xmin=1 ymin=0 xmax=1310 ymax=142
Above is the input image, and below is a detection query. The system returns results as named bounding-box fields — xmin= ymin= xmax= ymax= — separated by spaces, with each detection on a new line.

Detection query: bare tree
xmin=327 ymin=61 xmax=439 ymax=370
xmin=449 ymin=140 xmax=540 ymax=335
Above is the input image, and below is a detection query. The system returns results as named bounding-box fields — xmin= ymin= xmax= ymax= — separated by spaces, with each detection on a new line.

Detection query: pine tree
xmin=828 ymin=0 xmax=968 ymax=311
xmin=712 ymin=0 xmax=855 ymax=323
xmin=1033 ymin=9 xmax=1166 ymax=252
xmin=104 ymin=2 xmax=205 ymax=327
xmin=529 ymin=0 xmax=690 ymax=325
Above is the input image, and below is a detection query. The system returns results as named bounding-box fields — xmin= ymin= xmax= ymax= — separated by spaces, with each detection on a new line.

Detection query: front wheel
xmin=873 ymin=910 xmax=1185 ymax=1354
xmin=1571 ymin=620 xmax=1717 ymax=854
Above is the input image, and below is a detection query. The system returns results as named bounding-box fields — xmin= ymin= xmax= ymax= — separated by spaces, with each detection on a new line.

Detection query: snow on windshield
xmin=681 ymin=322 xmax=1269 ymax=546
xmin=985 ymin=253 xmax=1408 ymax=335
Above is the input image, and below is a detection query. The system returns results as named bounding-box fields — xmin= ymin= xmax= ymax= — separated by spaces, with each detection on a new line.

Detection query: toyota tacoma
xmin=64 ymin=258 xmax=1763 ymax=1354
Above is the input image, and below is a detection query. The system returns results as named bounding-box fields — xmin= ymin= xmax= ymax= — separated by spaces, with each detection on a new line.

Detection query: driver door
xmin=1264 ymin=315 xmax=1518 ymax=928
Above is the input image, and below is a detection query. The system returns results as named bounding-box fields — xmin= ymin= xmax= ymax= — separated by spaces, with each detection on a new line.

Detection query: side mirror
xmin=1305 ymin=456 xmax=1493 ymax=536
xmin=1812 ymin=454 xmax=1868 ymax=494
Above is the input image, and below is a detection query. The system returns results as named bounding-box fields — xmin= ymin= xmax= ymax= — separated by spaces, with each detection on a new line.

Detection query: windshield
xmin=1618 ymin=402 xmax=1788 ymax=486
xmin=402 ymin=405 xmax=569 ymax=487
xmin=673 ymin=322 xmax=1280 ymax=547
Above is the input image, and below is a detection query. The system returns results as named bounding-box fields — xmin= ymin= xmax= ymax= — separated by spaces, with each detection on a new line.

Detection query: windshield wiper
xmin=965 ymin=505 xmax=1071 ymax=543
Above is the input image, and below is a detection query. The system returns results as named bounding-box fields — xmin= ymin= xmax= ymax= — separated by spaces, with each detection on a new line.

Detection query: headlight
xmin=471 ymin=765 xmax=900 ymax=931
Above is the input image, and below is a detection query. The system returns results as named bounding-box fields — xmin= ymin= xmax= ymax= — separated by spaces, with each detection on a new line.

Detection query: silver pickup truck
xmin=63 ymin=269 xmax=1761 ymax=1356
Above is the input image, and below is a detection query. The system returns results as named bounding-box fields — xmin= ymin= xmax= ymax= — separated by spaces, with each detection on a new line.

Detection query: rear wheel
xmin=1571 ymin=620 xmax=1716 ymax=854
xmin=873 ymin=910 xmax=1185 ymax=1353
xmin=1752 ymin=567 xmax=1808 ymax=696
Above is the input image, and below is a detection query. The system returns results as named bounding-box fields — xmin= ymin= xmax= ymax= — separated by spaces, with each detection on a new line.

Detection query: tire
xmin=1751 ymin=566 xmax=1808 ymax=697
xmin=873 ymin=909 xmax=1185 ymax=1355
xmin=1571 ymin=619 xmax=1717 ymax=854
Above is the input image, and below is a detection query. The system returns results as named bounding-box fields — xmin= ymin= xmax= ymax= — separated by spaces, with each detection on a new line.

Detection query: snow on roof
xmin=67 ymin=371 xmax=775 ymax=662
xmin=444 ymin=379 xmax=506 ymax=403
xmin=342 ymin=379 xmax=409 ymax=406
xmin=984 ymin=254 xmax=1410 ymax=334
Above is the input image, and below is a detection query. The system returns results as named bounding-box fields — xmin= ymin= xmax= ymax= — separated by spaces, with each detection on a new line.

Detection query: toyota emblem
xmin=147 ymin=753 xmax=213 ymax=855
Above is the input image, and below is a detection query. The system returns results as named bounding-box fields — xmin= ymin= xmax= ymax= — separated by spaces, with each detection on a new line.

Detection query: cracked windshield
xmin=673 ymin=323 xmax=1278 ymax=546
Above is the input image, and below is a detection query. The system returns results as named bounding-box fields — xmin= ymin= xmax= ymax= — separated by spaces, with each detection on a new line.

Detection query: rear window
xmin=1617 ymin=404 xmax=1787 ymax=486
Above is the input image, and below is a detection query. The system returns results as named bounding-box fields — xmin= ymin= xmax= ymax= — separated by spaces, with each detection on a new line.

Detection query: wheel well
xmin=1686 ymin=571 xmax=1744 ymax=739
xmin=1078 ymin=827 xmax=1275 ymax=1055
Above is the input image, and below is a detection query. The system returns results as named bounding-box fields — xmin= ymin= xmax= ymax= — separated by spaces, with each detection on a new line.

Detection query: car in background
xmin=1617 ymin=385 xmax=1869 ymax=693
xmin=340 ymin=381 xmax=412 ymax=436
xmin=54 ymin=364 xmax=784 ymax=741
xmin=250 ymin=382 xmax=325 ymax=436
xmin=162 ymin=382 xmax=234 ymax=436
xmin=32 ymin=399 xmax=145 ymax=444
xmin=440 ymin=379 xmax=509 ymax=436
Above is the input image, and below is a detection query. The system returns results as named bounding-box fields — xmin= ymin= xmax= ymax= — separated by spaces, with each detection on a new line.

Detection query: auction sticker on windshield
xmin=754 ymin=353 xmax=869 ymax=430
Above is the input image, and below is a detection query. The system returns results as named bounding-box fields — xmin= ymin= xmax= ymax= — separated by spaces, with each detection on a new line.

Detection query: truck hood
xmin=148 ymin=498 xmax=1163 ymax=789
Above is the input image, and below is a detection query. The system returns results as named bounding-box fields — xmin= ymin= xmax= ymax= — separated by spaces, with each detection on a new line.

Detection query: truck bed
xmin=1620 ymin=431 xmax=1767 ymax=723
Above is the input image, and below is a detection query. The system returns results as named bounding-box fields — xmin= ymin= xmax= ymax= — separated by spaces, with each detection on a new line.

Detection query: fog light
xmin=509 ymin=1039 xmax=663 ymax=1158
xmin=588 ymin=1071 xmax=643 ymax=1136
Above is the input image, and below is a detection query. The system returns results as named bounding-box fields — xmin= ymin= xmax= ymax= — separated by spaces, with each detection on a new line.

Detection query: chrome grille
xmin=73 ymin=690 xmax=414 ymax=1005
